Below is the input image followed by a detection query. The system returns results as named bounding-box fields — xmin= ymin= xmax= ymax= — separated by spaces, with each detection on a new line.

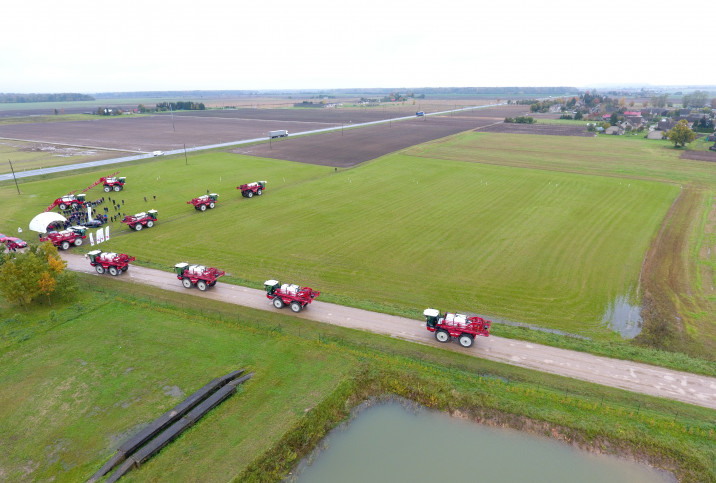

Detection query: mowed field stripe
xmin=2 ymin=140 xmax=679 ymax=338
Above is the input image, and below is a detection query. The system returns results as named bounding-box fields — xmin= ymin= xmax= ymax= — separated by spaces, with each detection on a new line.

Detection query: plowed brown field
xmin=230 ymin=115 xmax=512 ymax=167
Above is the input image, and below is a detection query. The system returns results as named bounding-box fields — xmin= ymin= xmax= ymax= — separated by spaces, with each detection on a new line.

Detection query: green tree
xmin=651 ymin=94 xmax=669 ymax=108
xmin=609 ymin=112 xmax=619 ymax=125
xmin=0 ymin=252 xmax=43 ymax=309
xmin=667 ymin=119 xmax=696 ymax=147
xmin=0 ymin=242 xmax=72 ymax=309
xmin=682 ymin=90 xmax=708 ymax=108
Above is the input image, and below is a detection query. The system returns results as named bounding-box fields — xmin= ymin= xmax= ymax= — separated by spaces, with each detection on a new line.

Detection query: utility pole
xmin=184 ymin=144 xmax=188 ymax=165
xmin=8 ymin=160 xmax=20 ymax=194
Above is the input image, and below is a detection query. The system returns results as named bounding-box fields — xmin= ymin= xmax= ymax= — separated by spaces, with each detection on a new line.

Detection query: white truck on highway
xmin=269 ymin=130 xmax=289 ymax=138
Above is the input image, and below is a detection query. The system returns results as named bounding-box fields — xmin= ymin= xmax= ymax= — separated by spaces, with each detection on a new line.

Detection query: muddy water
xmin=289 ymin=402 xmax=674 ymax=483
xmin=602 ymin=295 xmax=643 ymax=338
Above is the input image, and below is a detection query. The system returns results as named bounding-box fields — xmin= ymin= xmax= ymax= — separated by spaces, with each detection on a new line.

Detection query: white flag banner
xmin=89 ymin=233 xmax=95 ymax=246
xmin=87 ymin=205 xmax=93 ymax=221
xmin=104 ymin=226 xmax=110 ymax=241
xmin=96 ymin=229 xmax=105 ymax=244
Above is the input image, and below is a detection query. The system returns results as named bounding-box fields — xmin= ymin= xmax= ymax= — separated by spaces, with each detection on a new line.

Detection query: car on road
xmin=0 ymin=234 xmax=28 ymax=248
xmin=152 ymin=150 xmax=164 ymax=156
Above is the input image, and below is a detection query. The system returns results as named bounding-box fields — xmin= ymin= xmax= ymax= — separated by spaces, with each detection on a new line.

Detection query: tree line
xmin=155 ymin=101 xmax=206 ymax=111
xmin=0 ymin=93 xmax=94 ymax=103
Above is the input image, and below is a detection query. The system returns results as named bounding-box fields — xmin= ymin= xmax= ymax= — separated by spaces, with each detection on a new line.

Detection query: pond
xmin=289 ymin=401 xmax=674 ymax=483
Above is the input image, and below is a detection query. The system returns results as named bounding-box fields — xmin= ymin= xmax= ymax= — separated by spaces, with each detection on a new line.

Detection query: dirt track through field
xmin=62 ymin=253 xmax=716 ymax=409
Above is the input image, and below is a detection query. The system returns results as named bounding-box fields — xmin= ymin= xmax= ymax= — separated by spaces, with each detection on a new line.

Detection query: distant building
xmin=646 ymin=130 xmax=665 ymax=140
xmin=658 ymin=119 xmax=677 ymax=131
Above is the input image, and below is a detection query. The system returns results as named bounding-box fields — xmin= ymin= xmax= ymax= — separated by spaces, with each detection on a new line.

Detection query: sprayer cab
xmin=423 ymin=308 xmax=440 ymax=328
xmin=264 ymin=280 xmax=280 ymax=296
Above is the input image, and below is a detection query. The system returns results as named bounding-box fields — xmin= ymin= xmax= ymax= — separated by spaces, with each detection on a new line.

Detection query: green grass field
xmin=0 ymin=290 xmax=355 ymax=481
xmin=1 ymin=280 xmax=714 ymax=482
xmin=406 ymin=132 xmax=716 ymax=185
xmin=0 ymin=136 xmax=682 ymax=339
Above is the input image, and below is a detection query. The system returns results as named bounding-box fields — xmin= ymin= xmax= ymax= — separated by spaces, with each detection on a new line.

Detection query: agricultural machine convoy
xmin=40 ymin=226 xmax=87 ymax=250
xmin=237 ymin=181 xmax=266 ymax=198
xmin=423 ymin=309 xmax=491 ymax=347
xmin=188 ymin=194 xmax=219 ymax=211
xmin=87 ymin=250 xmax=135 ymax=275
xmin=44 ymin=173 xmax=126 ymax=212
xmin=121 ymin=210 xmax=158 ymax=231
xmin=264 ymin=280 xmax=320 ymax=313
xmin=174 ymin=263 xmax=225 ymax=290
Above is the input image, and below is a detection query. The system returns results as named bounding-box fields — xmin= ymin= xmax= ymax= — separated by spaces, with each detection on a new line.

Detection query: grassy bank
xmin=1 ymin=281 xmax=714 ymax=482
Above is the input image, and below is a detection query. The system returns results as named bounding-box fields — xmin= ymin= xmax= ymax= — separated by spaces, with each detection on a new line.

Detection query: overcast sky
xmin=3 ymin=0 xmax=714 ymax=93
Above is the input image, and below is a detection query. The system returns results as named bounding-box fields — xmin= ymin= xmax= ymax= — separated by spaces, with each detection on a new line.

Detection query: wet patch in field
xmin=602 ymin=295 xmax=642 ymax=338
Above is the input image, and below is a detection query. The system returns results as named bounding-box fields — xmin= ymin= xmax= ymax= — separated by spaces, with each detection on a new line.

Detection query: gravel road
xmin=62 ymin=253 xmax=716 ymax=410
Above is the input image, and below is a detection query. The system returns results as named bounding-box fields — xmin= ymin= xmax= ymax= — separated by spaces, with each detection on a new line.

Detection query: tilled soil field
xmin=479 ymin=122 xmax=595 ymax=137
xmin=0 ymin=115 xmax=338 ymax=152
xmin=680 ymin=150 xmax=716 ymax=162
xmin=230 ymin=115 xmax=507 ymax=167
xmin=173 ymin=104 xmax=530 ymax=124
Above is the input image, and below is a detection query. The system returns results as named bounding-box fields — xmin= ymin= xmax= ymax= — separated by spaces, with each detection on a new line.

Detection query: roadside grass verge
xmin=1 ymin=281 xmax=714 ymax=482
xmin=80 ymin=273 xmax=716 ymax=377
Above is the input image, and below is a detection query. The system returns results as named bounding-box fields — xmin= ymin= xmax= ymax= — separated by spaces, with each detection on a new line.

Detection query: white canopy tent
xmin=29 ymin=212 xmax=67 ymax=233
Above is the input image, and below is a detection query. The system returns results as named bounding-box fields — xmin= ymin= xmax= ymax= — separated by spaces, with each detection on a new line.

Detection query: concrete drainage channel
xmin=88 ymin=369 xmax=253 ymax=483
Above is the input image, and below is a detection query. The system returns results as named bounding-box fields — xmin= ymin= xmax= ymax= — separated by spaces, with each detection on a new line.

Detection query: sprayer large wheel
xmin=273 ymin=297 xmax=284 ymax=309
xmin=61 ymin=241 xmax=70 ymax=250
xmin=197 ymin=280 xmax=207 ymax=291
xmin=113 ymin=185 xmax=121 ymax=192
xmin=146 ymin=220 xmax=154 ymax=228
xmin=200 ymin=204 xmax=207 ymax=212
xmin=109 ymin=266 xmax=119 ymax=276
xmin=246 ymin=191 xmax=253 ymax=198
xmin=104 ymin=186 xmax=111 ymax=192
xmin=59 ymin=203 xmax=68 ymax=210
xmin=435 ymin=330 xmax=450 ymax=343
xmin=257 ymin=189 xmax=262 ymax=196
xmin=290 ymin=301 xmax=302 ymax=313
xmin=458 ymin=334 xmax=474 ymax=347
xmin=74 ymin=238 xmax=83 ymax=246
xmin=95 ymin=265 xmax=105 ymax=274
xmin=209 ymin=202 xmax=215 ymax=209
xmin=182 ymin=278 xmax=192 ymax=288
xmin=134 ymin=223 xmax=143 ymax=231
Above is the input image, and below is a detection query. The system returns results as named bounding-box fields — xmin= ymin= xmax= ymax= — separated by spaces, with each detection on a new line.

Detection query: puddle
xmin=602 ymin=295 xmax=642 ymax=338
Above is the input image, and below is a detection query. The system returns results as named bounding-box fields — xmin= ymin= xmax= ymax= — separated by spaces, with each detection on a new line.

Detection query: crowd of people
xmin=50 ymin=193 xmax=156 ymax=233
